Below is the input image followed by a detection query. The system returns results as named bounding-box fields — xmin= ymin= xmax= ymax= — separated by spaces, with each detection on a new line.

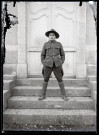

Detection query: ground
xmin=3 ymin=123 xmax=96 ymax=132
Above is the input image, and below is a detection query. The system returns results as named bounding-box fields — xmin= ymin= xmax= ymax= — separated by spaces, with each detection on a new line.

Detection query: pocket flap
xmin=55 ymin=46 xmax=60 ymax=49
xmin=45 ymin=45 xmax=51 ymax=49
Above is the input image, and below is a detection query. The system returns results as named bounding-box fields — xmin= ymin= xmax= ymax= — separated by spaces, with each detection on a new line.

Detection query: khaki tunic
xmin=41 ymin=40 xmax=65 ymax=67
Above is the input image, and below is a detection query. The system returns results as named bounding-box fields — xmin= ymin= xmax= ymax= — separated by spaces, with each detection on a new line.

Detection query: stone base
xmin=76 ymin=64 xmax=86 ymax=78
xmin=17 ymin=64 xmax=27 ymax=79
xmin=3 ymin=90 xmax=10 ymax=111
xmin=3 ymin=64 xmax=17 ymax=75
xmin=87 ymin=65 xmax=97 ymax=76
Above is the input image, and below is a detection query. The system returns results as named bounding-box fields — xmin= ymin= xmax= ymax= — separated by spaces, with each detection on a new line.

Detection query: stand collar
xmin=48 ymin=40 xmax=56 ymax=43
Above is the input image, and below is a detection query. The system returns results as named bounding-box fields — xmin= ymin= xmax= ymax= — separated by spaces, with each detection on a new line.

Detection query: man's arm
xmin=41 ymin=44 xmax=46 ymax=65
xmin=60 ymin=44 xmax=65 ymax=64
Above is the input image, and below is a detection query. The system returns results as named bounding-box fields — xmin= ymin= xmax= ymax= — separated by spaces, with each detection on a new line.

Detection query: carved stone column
xmin=76 ymin=2 xmax=86 ymax=78
xmin=17 ymin=2 xmax=27 ymax=78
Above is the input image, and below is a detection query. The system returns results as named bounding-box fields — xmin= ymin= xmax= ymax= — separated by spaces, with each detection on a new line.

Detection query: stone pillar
xmin=86 ymin=3 xmax=97 ymax=76
xmin=17 ymin=2 xmax=27 ymax=78
xmin=76 ymin=2 xmax=86 ymax=78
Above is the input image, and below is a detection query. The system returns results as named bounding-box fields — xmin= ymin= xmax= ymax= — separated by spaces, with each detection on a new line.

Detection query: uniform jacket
xmin=41 ymin=40 xmax=65 ymax=67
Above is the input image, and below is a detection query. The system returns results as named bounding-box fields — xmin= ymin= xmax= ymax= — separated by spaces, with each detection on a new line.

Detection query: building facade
xmin=4 ymin=2 xmax=97 ymax=79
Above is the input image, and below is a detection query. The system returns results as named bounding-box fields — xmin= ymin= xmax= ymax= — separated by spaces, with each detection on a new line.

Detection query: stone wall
xmin=85 ymin=3 xmax=97 ymax=77
xmin=4 ymin=2 xmax=97 ymax=78
xmin=4 ymin=2 xmax=18 ymax=75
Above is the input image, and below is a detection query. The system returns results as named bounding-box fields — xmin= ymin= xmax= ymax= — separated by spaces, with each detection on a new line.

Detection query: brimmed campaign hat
xmin=45 ymin=29 xmax=59 ymax=39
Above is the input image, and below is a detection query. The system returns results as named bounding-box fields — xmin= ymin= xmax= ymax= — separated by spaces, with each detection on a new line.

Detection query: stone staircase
xmin=86 ymin=64 xmax=97 ymax=104
xmin=87 ymin=76 xmax=97 ymax=111
xmin=3 ymin=77 xmax=96 ymax=130
xmin=3 ymin=74 xmax=16 ymax=111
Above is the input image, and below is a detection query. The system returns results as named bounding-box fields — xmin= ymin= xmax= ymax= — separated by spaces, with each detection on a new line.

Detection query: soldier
xmin=38 ymin=29 xmax=68 ymax=101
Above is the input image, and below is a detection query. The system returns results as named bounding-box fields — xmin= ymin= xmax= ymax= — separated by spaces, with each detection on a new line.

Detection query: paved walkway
xmin=3 ymin=123 xmax=96 ymax=132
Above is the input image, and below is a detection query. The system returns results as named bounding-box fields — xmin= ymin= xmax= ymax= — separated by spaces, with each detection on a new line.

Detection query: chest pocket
xmin=54 ymin=46 xmax=60 ymax=54
xmin=45 ymin=45 xmax=51 ymax=54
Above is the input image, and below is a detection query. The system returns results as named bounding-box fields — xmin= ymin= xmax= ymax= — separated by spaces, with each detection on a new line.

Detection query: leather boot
xmin=58 ymin=81 xmax=68 ymax=101
xmin=38 ymin=81 xmax=48 ymax=100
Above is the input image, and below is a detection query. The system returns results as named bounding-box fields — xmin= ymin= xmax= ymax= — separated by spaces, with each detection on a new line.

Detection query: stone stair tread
xmin=90 ymin=81 xmax=96 ymax=83
xmin=16 ymin=78 xmax=87 ymax=80
xmin=3 ymin=90 xmax=9 ymax=94
xmin=87 ymin=76 xmax=97 ymax=81
xmin=8 ymin=96 xmax=93 ymax=101
xmin=3 ymin=74 xmax=16 ymax=77
xmin=13 ymin=86 xmax=89 ymax=89
xmin=88 ymin=75 xmax=96 ymax=77
xmin=4 ymin=80 xmax=13 ymax=83
xmin=3 ymin=109 xmax=96 ymax=115
xmin=12 ymin=86 xmax=91 ymax=97
xmin=16 ymin=78 xmax=88 ymax=87
xmin=3 ymin=75 xmax=16 ymax=82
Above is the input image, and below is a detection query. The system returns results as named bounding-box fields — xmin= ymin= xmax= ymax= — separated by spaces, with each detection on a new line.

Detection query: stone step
xmin=16 ymin=78 xmax=88 ymax=87
xmin=3 ymin=90 xmax=10 ymax=111
xmin=3 ymin=64 xmax=16 ymax=75
xmin=87 ymin=76 xmax=96 ymax=81
xmin=87 ymin=65 xmax=96 ymax=76
xmin=91 ymin=81 xmax=97 ymax=91
xmin=3 ymin=75 xmax=16 ymax=81
xmin=12 ymin=86 xmax=91 ymax=97
xmin=7 ymin=96 xmax=95 ymax=110
xmin=91 ymin=91 xmax=96 ymax=101
xmin=3 ymin=80 xmax=15 ymax=91
xmin=89 ymin=81 xmax=97 ymax=91
xmin=3 ymin=109 xmax=96 ymax=126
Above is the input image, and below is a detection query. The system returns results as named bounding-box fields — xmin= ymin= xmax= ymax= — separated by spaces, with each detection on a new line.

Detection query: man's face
xmin=48 ymin=33 xmax=56 ymax=40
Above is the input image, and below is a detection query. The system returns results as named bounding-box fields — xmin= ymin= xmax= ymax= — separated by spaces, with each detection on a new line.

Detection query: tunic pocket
xmin=55 ymin=46 xmax=60 ymax=54
xmin=45 ymin=45 xmax=51 ymax=54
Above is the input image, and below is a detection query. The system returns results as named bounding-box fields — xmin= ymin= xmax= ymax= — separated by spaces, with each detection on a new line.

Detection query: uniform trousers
xmin=42 ymin=63 xmax=64 ymax=82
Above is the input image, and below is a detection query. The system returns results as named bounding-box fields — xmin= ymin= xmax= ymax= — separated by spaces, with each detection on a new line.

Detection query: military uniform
xmin=38 ymin=29 xmax=68 ymax=101
xmin=41 ymin=40 xmax=65 ymax=82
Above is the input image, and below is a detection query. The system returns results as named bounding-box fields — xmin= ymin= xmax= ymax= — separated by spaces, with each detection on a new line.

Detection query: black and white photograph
xmin=1 ymin=1 xmax=97 ymax=132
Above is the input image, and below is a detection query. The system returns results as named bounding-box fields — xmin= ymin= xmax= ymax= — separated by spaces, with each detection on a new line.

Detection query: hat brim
xmin=45 ymin=30 xmax=59 ymax=39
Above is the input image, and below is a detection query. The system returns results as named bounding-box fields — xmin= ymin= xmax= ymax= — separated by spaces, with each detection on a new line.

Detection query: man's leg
xmin=53 ymin=65 xmax=68 ymax=101
xmin=38 ymin=66 xmax=52 ymax=100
